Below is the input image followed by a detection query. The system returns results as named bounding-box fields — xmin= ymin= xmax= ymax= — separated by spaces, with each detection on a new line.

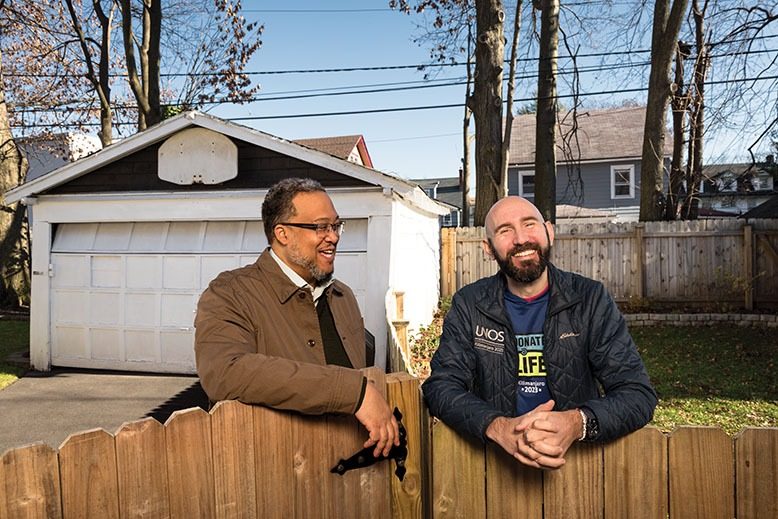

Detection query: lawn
xmin=633 ymin=325 xmax=778 ymax=435
xmin=0 ymin=319 xmax=28 ymax=390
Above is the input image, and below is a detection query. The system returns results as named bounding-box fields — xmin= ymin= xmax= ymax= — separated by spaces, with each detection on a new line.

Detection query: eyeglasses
xmin=279 ymin=221 xmax=345 ymax=237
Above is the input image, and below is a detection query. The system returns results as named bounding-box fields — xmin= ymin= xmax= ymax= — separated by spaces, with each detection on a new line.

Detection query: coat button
xmin=298 ymin=292 xmax=306 ymax=299
xmin=307 ymin=339 xmax=316 ymax=347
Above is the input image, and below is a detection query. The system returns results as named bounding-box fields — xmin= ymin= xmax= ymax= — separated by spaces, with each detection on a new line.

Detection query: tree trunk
xmin=639 ymin=0 xmax=689 ymax=221
xmin=534 ymin=0 xmax=559 ymax=223
xmin=472 ymin=0 xmax=505 ymax=226
xmin=683 ymin=0 xmax=707 ymax=220
xmin=462 ymin=29 xmax=473 ymax=227
xmin=667 ymin=45 xmax=687 ymax=221
xmin=122 ymin=0 xmax=162 ymax=130
xmin=0 ymin=49 xmax=30 ymax=308
xmin=500 ymin=0 xmax=523 ymax=197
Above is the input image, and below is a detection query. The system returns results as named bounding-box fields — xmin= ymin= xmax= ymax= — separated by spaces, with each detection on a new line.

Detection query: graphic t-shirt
xmin=504 ymin=288 xmax=551 ymax=415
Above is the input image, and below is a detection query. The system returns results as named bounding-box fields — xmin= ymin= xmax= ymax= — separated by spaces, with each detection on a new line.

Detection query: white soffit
xmin=158 ymin=128 xmax=237 ymax=185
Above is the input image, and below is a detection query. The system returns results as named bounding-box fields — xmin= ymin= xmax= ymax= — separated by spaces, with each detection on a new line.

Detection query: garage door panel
xmin=126 ymin=256 xmax=161 ymax=289
xmin=165 ymin=222 xmax=203 ymax=251
xmin=94 ymin=223 xmax=132 ymax=250
xmin=52 ymin=256 xmax=89 ymax=288
xmin=90 ymin=329 xmax=122 ymax=360
xmin=201 ymin=256 xmax=240 ymax=289
xmin=125 ymin=330 xmax=158 ymax=362
xmin=160 ymin=332 xmax=195 ymax=366
xmin=163 ymin=257 xmax=198 ymax=289
xmin=90 ymin=292 xmax=122 ymax=325
xmin=242 ymin=222 xmax=266 ymax=250
xmin=203 ymin=221 xmax=244 ymax=251
xmin=54 ymin=291 xmax=88 ymax=323
xmin=92 ymin=256 xmax=122 ymax=288
xmin=53 ymin=327 xmax=87 ymax=358
xmin=160 ymin=294 xmax=196 ymax=327
xmin=125 ymin=293 xmax=158 ymax=326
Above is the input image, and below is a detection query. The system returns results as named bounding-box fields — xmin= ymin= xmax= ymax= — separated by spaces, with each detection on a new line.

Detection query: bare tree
xmin=640 ymin=0 xmax=689 ymax=221
xmin=499 ymin=0 xmax=524 ymax=196
xmin=533 ymin=0 xmax=559 ymax=223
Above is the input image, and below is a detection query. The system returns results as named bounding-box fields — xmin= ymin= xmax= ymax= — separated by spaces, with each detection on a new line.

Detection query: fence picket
xmin=115 ymin=418 xmax=169 ymax=519
xmin=604 ymin=426 xmax=667 ymax=519
xmin=359 ymin=368 xmax=391 ymax=518
xmin=165 ymin=408 xmax=215 ymax=518
xmin=0 ymin=443 xmax=62 ymax=519
xmin=485 ymin=444 xmax=542 ymax=518
xmin=386 ymin=373 xmax=424 ymax=519
xmin=59 ymin=429 xmax=119 ymax=519
xmin=253 ymin=406 xmax=295 ymax=518
xmin=669 ymin=426 xmax=734 ymax=519
xmin=735 ymin=428 xmax=778 ymax=519
xmin=543 ymin=442 xmax=602 ymax=519
xmin=210 ymin=400 xmax=257 ymax=518
xmin=431 ymin=421 xmax=484 ymax=518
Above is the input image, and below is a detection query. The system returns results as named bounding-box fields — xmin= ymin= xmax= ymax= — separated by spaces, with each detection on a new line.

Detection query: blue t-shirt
xmin=504 ymin=288 xmax=551 ymax=415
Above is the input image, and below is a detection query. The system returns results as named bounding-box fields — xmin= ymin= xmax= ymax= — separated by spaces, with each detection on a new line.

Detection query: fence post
xmin=392 ymin=291 xmax=410 ymax=364
xmin=744 ymin=225 xmax=754 ymax=311
xmin=634 ymin=224 xmax=645 ymax=300
xmin=440 ymin=228 xmax=455 ymax=297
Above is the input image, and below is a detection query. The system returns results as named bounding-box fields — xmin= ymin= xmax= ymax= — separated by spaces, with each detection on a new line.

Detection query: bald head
xmin=484 ymin=196 xmax=546 ymax=239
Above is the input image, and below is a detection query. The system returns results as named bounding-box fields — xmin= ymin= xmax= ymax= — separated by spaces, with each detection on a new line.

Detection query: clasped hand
xmin=485 ymin=400 xmax=581 ymax=469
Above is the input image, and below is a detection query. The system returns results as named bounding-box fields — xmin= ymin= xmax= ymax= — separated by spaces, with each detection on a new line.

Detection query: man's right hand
xmin=486 ymin=400 xmax=566 ymax=469
xmin=355 ymin=381 xmax=400 ymax=458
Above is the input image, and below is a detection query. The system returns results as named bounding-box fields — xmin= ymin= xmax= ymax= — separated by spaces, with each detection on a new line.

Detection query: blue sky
xmin=207 ymin=1 xmax=778 ymax=182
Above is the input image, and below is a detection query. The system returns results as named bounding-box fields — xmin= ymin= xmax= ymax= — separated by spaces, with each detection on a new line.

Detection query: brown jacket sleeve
xmin=194 ymin=275 xmax=365 ymax=416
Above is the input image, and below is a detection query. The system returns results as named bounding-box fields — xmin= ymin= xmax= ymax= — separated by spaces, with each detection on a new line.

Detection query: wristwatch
xmin=578 ymin=407 xmax=600 ymax=441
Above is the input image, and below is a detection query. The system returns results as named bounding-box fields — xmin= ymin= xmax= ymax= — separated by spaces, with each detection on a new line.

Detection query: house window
xmin=440 ymin=210 xmax=460 ymax=227
xmin=518 ymin=171 xmax=535 ymax=198
xmin=611 ymin=165 xmax=635 ymax=199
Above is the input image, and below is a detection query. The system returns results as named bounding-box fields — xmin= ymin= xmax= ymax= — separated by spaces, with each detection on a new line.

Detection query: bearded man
xmin=423 ymin=196 xmax=656 ymax=469
xmin=195 ymin=178 xmax=398 ymax=458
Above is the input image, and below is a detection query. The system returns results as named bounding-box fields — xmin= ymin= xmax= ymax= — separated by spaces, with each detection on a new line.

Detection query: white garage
xmin=5 ymin=112 xmax=447 ymax=373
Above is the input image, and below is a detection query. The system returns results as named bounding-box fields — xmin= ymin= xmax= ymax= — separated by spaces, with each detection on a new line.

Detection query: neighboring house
xmin=18 ymin=133 xmax=102 ymax=182
xmin=699 ymin=161 xmax=776 ymax=215
xmin=3 ymin=111 xmax=448 ymax=374
xmin=507 ymin=106 xmax=672 ymax=221
xmin=412 ymin=176 xmax=470 ymax=227
xmin=294 ymin=134 xmax=373 ymax=168
xmin=740 ymin=194 xmax=778 ymax=219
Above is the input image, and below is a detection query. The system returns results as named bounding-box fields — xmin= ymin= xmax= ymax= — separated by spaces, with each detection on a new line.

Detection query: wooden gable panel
xmin=48 ymin=138 xmax=372 ymax=195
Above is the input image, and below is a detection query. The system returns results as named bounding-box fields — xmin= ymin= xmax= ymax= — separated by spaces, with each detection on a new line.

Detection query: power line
xmin=13 ymin=74 xmax=777 ymax=129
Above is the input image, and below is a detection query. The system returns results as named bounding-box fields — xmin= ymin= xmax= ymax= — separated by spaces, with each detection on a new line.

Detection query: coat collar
xmin=256 ymin=249 xmax=343 ymax=304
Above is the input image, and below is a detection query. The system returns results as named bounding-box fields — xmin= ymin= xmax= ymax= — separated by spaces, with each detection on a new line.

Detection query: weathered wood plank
xmin=735 ymin=428 xmax=778 ymax=519
xmin=669 ymin=427 xmax=733 ymax=519
xmin=431 ymin=421 xmax=484 ymax=518
xmin=59 ymin=429 xmax=119 ymax=519
xmin=386 ymin=373 xmax=424 ymax=519
xmin=253 ymin=406 xmax=295 ymax=519
xmin=0 ymin=443 xmax=62 ymax=519
xmin=115 ymin=418 xmax=170 ymax=519
xmin=210 ymin=400 xmax=257 ymax=519
xmin=543 ymin=442 xmax=602 ymax=519
xmin=165 ymin=408 xmax=215 ymax=519
xmin=485 ymin=444 xmax=541 ymax=518
xmin=604 ymin=426 xmax=667 ymax=519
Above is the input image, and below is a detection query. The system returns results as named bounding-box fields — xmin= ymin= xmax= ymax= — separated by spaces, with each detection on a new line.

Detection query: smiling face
xmin=273 ymin=191 xmax=340 ymax=286
xmin=482 ymin=196 xmax=554 ymax=297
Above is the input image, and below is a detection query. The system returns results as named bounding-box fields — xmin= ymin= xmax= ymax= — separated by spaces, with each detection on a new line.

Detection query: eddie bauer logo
xmin=475 ymin=325 xmax=505 ymax=343
xmin=559 ymin=332 xmax=580 ymax=340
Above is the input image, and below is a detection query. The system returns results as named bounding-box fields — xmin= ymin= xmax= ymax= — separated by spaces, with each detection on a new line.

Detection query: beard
xmin=287 ymin=243 xmax=334 ymax=286
xmin=490 ymin=240 xmax=551 ymax=284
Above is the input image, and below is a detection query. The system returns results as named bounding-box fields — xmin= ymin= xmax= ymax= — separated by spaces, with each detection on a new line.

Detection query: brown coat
xmin=194 ymin=250 xmax=366 ymax=415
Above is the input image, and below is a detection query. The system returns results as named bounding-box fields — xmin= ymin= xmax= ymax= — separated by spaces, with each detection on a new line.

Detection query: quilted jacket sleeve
xmin=422 ymin=292 xmax=505 ymax=442
xmin=582 ymin=282 xmax=657 ymax=442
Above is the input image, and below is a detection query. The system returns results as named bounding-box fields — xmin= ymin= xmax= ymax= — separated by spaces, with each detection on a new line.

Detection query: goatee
xmin=490 ymin=240 xmax=551 ymax=284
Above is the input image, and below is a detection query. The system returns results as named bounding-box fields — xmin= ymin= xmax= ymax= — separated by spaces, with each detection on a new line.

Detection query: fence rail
xmin=2 ymin=372 xmax=777 ymax=518
xmin=440 ymin=219 xmax=778 ymax=309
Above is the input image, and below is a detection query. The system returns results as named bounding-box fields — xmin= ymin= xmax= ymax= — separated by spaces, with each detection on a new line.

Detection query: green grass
xmin=632 ymin=325 xmax=778 ymax=435
xmin=0 ymin=319 xmax=29 ymax=390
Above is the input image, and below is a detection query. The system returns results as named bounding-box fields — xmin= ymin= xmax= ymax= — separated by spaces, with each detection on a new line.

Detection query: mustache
xmin=508 ymin=242 xmax=542 ymax=256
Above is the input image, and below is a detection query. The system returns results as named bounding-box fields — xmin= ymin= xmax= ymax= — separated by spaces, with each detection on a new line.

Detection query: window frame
xmin=518 ymin=170 xmax=535 ymax=199
xmin=610 ymin=164 xmax=635 ymax=199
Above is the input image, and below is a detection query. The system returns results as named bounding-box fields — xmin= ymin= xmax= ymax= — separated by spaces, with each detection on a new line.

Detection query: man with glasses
xmin=195 ymin=178 xmax=399 ymax=457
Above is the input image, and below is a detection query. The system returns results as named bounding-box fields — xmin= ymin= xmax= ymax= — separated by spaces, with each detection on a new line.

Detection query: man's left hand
xmin=514 ymin=407 xmax=583 ymax=469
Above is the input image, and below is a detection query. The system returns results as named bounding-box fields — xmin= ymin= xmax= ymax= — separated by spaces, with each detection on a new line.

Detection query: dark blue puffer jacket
xmin=423 ymin=263 xmax=657 ymax=443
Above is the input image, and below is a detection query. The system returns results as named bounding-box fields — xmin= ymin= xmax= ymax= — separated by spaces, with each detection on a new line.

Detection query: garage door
xmin=49 ymin=220 xmax=368 ymax=373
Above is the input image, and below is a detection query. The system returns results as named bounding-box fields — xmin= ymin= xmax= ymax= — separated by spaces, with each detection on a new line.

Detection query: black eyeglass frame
xmin=277 ymin=221 xmax=345 ymax=236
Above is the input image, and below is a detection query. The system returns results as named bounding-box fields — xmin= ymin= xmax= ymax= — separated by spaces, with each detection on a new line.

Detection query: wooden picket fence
xmin=2 ymin=371 xmax=777 ymax=518
xmin=440 ymin=219 xmax=778 ymax=309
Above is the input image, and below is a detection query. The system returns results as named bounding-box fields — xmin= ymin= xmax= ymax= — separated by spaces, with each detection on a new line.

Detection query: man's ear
xmin=481 ymin=239 xmax=494 ymax=259
xmin=274 ymin=225 xmax=289 ymax=246
xmin=545 ymin=221 xmax=555 ymax=246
